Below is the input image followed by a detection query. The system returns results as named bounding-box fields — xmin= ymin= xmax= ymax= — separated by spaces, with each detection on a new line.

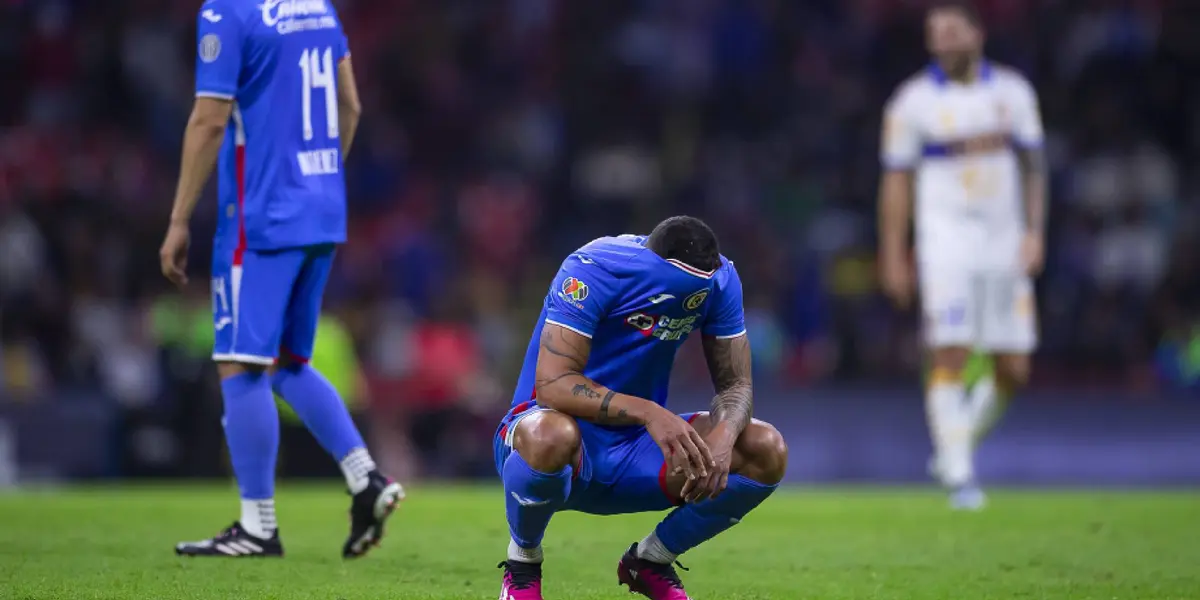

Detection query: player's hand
xmin=160 ymin=221 xmax=191 ymax=287
xmin=681 ymin=420 xmax=734 ymax=503
xmin=646 ymin=407 xmax=714 ymax=486
xmin=1019 ymin=233 xmax=1044 ymax=276
xmin=880 ymin=250 xmax=915 ymax=309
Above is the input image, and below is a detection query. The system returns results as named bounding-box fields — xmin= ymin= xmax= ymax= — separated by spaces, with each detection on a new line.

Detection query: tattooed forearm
xmin=595 ymin=390 xmax=627 ymax=423
xmin=702 ymin=334 xmax=753 ymax=434
xmin=711 ymin=383 xmax=753 ymax=434
xmin=534 ymin=323 xmax=644 ymax=425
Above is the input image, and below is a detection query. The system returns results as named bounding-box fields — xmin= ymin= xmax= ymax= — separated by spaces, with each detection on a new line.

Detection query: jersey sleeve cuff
xmin=881 ymin=157 xmax=917 ymax=170
xmin=705 ymin=328 xmax=747 ymax=339
xmin=545 ymin=319 xmax=594 ymax=339
xmin=196 ymin=90 xmax=235 ymax=100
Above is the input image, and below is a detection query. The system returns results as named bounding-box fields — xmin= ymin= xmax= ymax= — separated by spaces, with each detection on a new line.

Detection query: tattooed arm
xmin=535 ymin=322 xmax=714 ymax=480
xmin=676 ymin=332 xmax=753 ymax=502
xmin=533 ymin=323 xmax=659 ymax=425
xmin=701 ymin=333 xmax=754 ymax=437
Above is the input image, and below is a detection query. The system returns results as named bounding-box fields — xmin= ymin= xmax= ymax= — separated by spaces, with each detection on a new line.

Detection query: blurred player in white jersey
xmin=878 ymin=1 xmax=1047 ymax=509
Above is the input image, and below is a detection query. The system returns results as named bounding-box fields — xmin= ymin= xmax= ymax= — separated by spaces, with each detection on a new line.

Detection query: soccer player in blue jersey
xmin=160 ymin=0 xmax=402 ymax=558
xmin=494 ymin=217 xmax=789 ymax=600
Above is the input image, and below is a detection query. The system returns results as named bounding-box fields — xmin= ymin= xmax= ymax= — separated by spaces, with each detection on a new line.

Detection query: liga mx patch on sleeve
xmin=561 ymin=277 xmax=589 ymax=302
xmin=199 ymin=34 xmax=222 ymax=63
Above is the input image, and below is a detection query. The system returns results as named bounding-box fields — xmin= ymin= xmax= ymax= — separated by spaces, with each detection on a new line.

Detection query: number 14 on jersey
xmin=298 ymin=47 xmax=338 ymax=141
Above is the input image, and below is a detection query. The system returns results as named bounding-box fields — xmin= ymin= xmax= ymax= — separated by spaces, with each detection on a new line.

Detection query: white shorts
xmin=919 ymin=269 xmax=1037 ymax=353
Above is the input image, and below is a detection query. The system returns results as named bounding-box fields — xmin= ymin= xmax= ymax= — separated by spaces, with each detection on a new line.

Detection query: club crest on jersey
xmin=560 ymin=277 xmax=589 ymax=303
xmin=683 ymin=289 xmax=709 ymax=311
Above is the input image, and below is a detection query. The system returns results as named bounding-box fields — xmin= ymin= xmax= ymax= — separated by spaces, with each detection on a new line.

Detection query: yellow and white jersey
xmin=881 ymin=61 xmax=1043 ymax=272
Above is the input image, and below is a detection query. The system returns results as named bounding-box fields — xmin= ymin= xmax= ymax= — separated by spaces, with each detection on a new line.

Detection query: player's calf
xmin=497 ymin=410 xmax=580 ymax=600
xmin=993 ymin=353 xmax=1030 ymax=392
xmin=622 ymin=415 xmax=786 ymax=600
xmin=201 ymin=362 xmax=282 ymax=547
xmin=925 ymin=346 xmax=975 ymax=489
xmin=965 ymin=351 xmax=1027 ymax=448
xmin=266 ymin=357 xmax=403 ymax=558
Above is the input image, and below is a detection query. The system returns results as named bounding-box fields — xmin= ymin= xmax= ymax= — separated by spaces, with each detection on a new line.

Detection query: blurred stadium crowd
xmin=0 ymin=0 xmax=1197 ymax=477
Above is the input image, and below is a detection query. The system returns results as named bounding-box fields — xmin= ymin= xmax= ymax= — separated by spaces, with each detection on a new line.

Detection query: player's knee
xmin=513 ymin=411 xmax=580 ymax=473
xmin=930 ymin=347 xmax=971 ymax=374
xmin=735 ymin=421 xmax=788 ymax=485
xmin=994 ymin=354 xmax=1031 ymax=390
xmin=217 ymin=361 xmax=267 ymax=380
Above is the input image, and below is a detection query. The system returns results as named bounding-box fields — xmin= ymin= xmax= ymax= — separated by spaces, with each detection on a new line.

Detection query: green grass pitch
xmin=1 ymin=484 xmax=1197 ymax=599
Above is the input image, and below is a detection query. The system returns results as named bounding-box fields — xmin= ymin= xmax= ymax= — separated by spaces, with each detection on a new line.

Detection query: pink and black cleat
xmin=617 ymin=543 xmax=692 ymax=600
xmin=498 ymin=560 xmax=544 ymax=600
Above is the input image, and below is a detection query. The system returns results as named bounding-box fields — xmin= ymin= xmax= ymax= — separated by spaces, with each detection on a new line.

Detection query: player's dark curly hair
xmin=647 ymin=215 xmax=721 ymax=273
xmin=928 ymin=0 xmax=982 ymax=27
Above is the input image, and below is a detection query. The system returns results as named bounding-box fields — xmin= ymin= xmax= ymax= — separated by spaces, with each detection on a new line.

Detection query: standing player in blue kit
xmin=160 ymin=0 xmax=402 ymax=558
xmin=494 ymin=217 xmax=789 ymax=600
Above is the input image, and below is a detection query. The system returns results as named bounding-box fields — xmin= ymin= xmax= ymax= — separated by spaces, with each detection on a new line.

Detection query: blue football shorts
xmin=210 ymin=243 xmax=335 ymax=365
xmin=494 ymin=401 xmax=701 ymax=515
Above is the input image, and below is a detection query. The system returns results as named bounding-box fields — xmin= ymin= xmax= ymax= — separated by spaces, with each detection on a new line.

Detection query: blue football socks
xmin=653 ymin=474 xmax=778 ymax=555
xmin=270 ymin=363 xmax=365 ymax=461
xmin=503 ymin=451 xmax=572 ymax=551
xmin=221 ymin=372 xmax=279 ymax=501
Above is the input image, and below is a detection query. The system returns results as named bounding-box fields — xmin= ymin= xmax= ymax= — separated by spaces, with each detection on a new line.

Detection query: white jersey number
xmin=298 ymin=47 xmax=339 ymax=141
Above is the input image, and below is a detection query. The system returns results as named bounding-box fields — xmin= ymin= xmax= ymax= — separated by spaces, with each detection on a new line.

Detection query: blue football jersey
xmin=194 ymin=0 xmax=350 ymax=252
xmin=511 ymin=235 xmax=747 ymax=429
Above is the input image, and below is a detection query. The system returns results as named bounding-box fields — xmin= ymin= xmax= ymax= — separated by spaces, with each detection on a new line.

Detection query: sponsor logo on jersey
xmin=261 ymin=0 xmax=327 ymax=26
xmin=199 ymin=34 xmax=222 ymax=63
xmin=683 ymin=289 xmax=709 ymax=311
xmin=260 ymin=0 xmax=337 ymax=34
xmin=648 ymin=293 xmax=674 ymax=304
xmin=626 ymin=313 xmax=656 ymax=334
xmin=561 ymin=277 xmax=589 ymax=302
xmin=624 ymin=312 xmax=698 ymax=342
xmin=654 ymin=314 xmax=698 ymax=341
xmin=202 ymin=9 xmax=223 ymax=22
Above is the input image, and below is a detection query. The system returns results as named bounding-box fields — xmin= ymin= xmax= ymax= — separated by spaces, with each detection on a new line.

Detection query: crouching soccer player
xmin=494 ymin=217 xmax=789 ymax=600
xmin=160 ymin=0 xmax=402 ymax=558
